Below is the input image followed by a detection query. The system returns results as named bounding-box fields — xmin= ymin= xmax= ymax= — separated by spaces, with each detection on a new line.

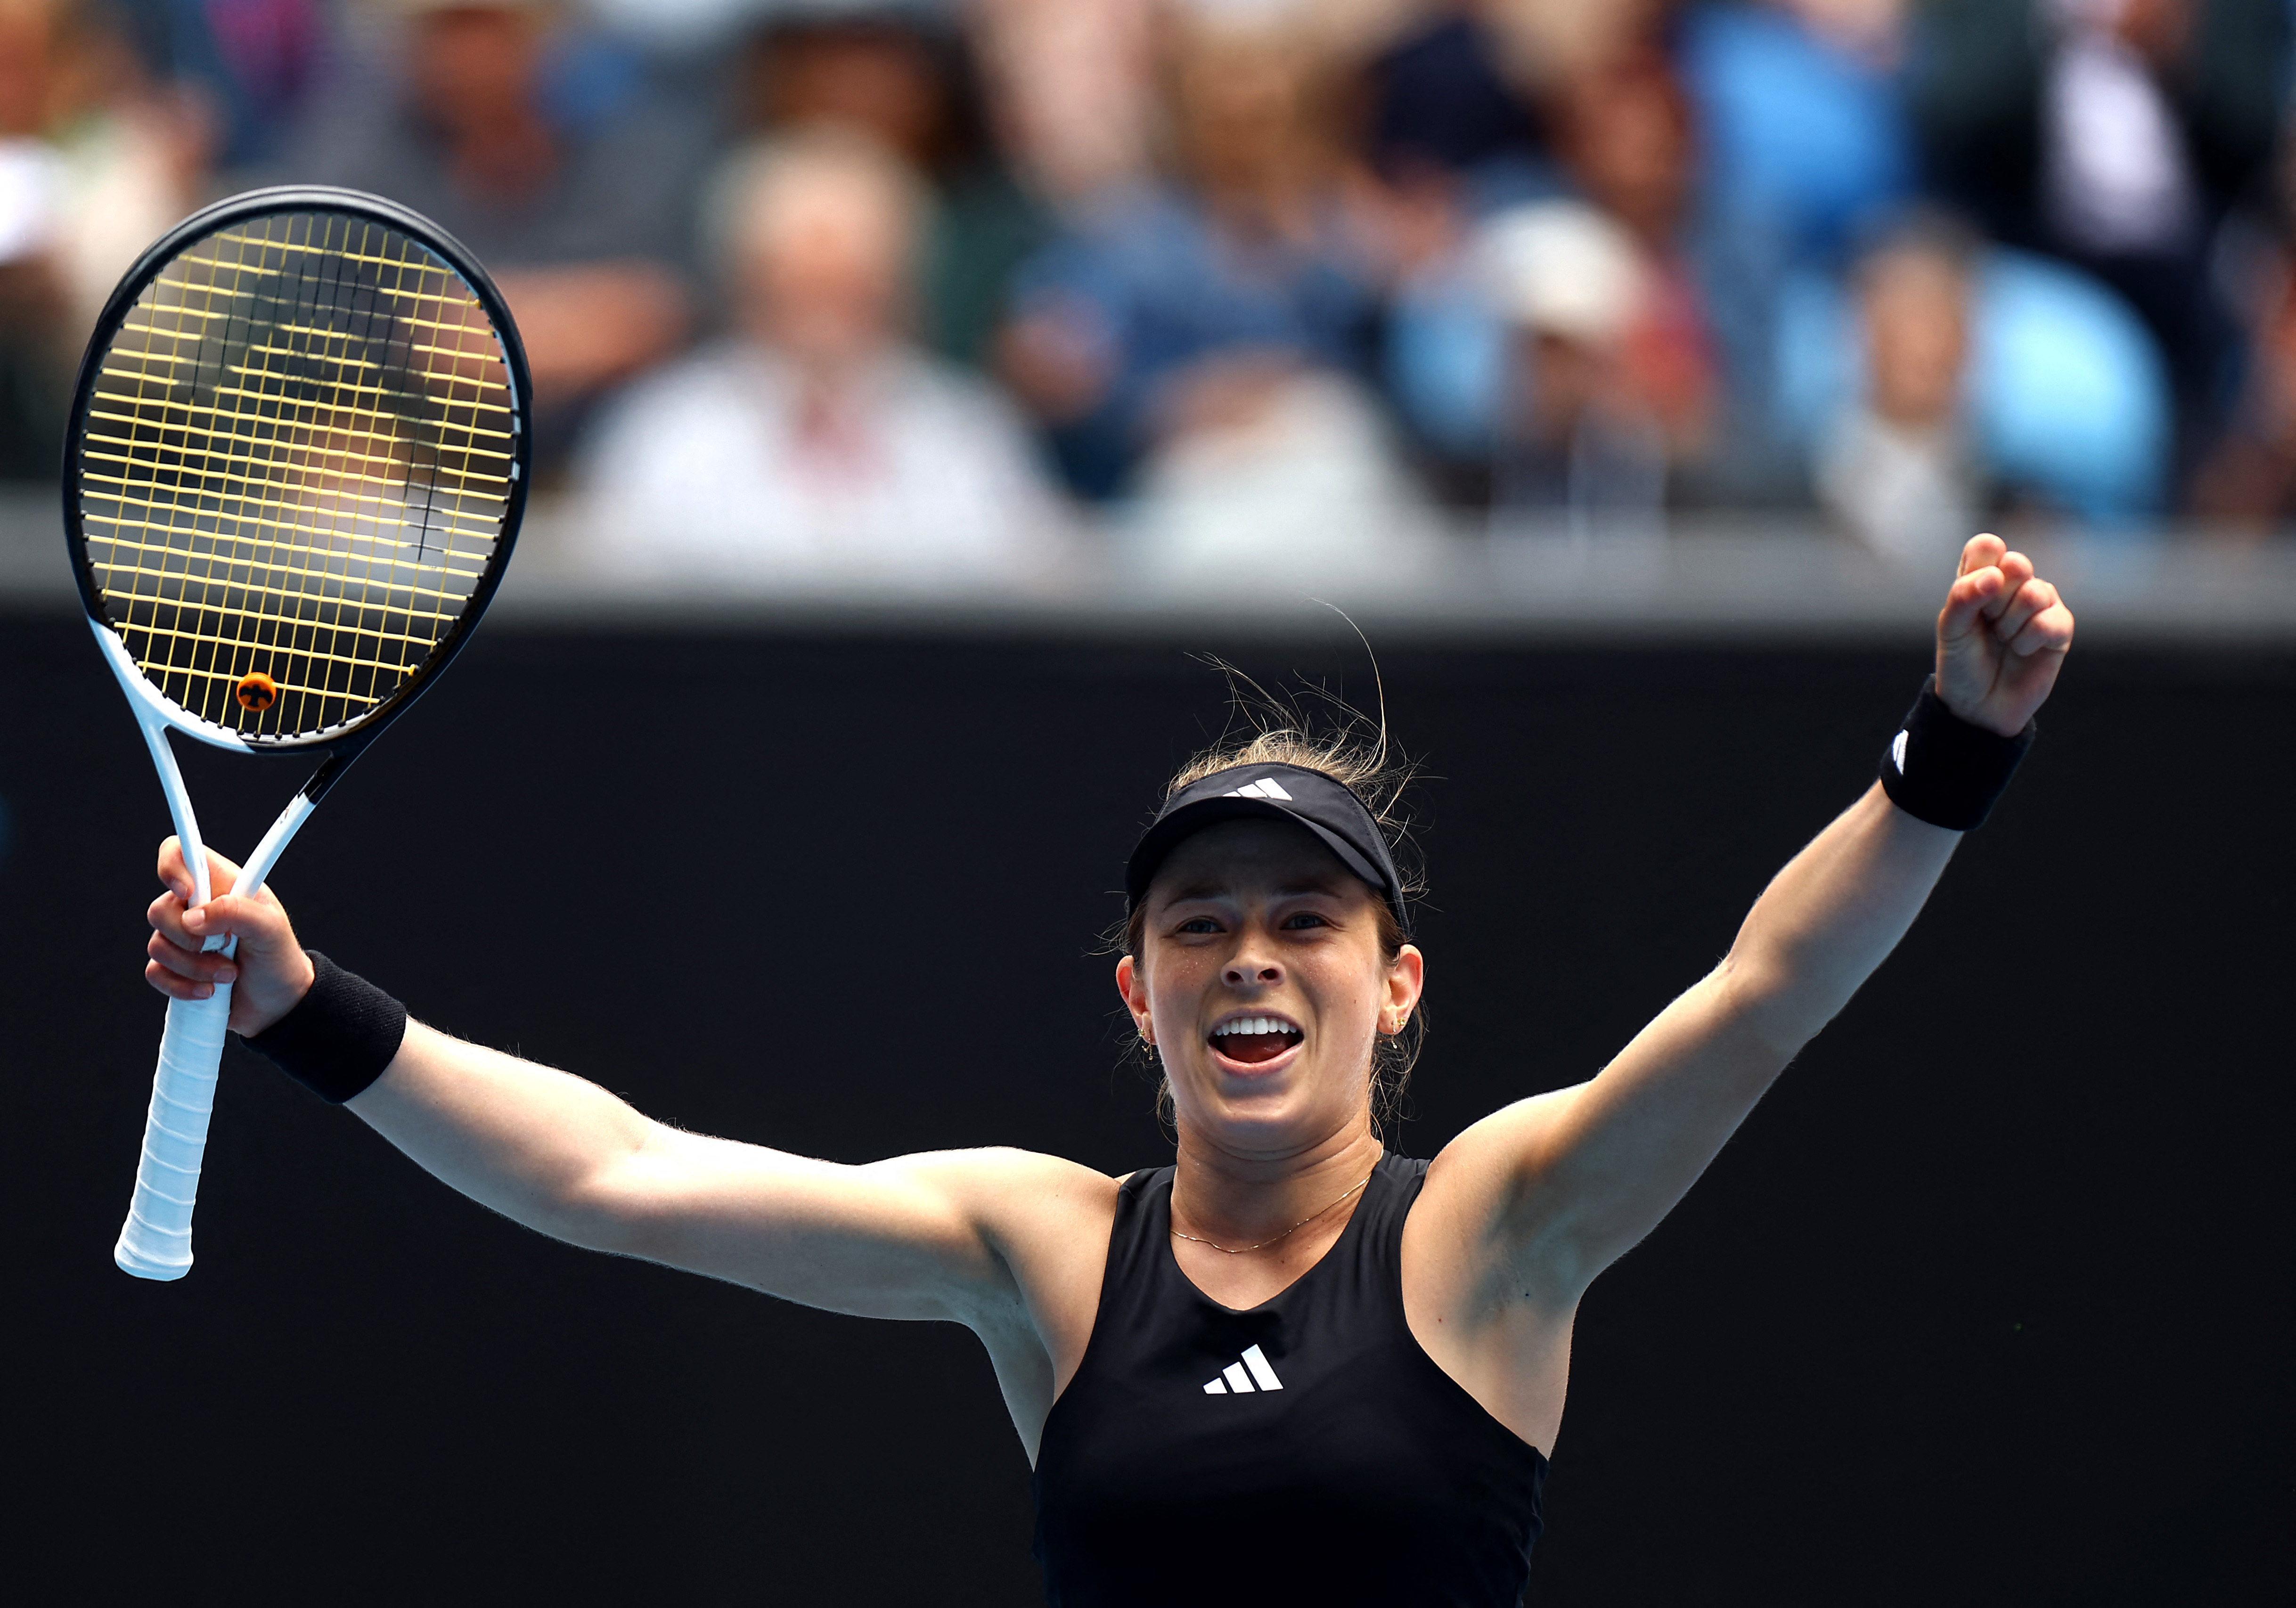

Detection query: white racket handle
xmin=111 ymin=766 xmax=309 ymax=1281
xmin=114 ymin=979 xmax=234 ymax=1279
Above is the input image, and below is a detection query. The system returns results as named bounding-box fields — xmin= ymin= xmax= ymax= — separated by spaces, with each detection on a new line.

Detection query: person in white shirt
xmin=1817 ymin=220 xmax=1985 ymax=568
xmin=577 ymin=126 xmax=1066 ymax=589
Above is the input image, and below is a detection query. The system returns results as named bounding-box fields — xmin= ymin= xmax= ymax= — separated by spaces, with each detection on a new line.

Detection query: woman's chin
xmin=1175 ymin=1057 xmax=1358 ymax=1143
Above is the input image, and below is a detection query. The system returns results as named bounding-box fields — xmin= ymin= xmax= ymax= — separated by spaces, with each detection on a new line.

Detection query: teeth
xmin=1216 ymin=1016 xmax=1294 ymax=1037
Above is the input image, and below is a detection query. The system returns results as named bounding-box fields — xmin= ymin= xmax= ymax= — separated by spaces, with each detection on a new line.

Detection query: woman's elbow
xmin=517 ymin=1144 xmax=680 ymax=1259
xmin=1711 ymin=952 xmax=1841 ymax=1062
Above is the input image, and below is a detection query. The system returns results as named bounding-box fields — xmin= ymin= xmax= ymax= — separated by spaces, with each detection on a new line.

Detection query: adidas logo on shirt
xmin=1202 ymin=1344 xmax=1284 ymax=1395
xmin=1223 ymin=778 xmax=1294 ymax=801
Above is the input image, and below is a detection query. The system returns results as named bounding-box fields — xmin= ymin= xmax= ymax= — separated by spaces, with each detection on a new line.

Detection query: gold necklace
xmin=1169 ymin=1170 xmax=1375 ymax=1255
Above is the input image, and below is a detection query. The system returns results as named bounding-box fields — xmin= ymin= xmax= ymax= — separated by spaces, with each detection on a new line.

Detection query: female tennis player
xmin=142 ymin=534 xmax=2069 ymax=1604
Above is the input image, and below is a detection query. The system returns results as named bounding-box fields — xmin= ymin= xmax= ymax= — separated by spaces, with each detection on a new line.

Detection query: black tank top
xmin=1031 ymin=1153 xmax=1549 ymax=1606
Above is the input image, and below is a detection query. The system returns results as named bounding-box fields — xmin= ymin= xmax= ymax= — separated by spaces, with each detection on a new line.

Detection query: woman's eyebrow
xmin=1162 ymin=882 xmax=1232 ymax=904
xmin=1274 ymin=877 xmax=1350 ymax=897
xmin=1160 ymin=873 xmax=1350 ymax=904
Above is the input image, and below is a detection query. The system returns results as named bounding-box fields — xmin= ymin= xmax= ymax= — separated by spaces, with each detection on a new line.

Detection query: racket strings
xmin=75 ymin=210 xmax=518 ymax=740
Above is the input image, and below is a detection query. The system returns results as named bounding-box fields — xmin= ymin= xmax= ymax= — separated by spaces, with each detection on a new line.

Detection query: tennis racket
xmin=65 ymin=187 xmax=531 ymax=1281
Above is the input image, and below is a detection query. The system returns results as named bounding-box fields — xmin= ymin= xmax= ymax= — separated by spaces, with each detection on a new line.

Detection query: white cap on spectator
xmin=1477 ymin=200 xmax=1650 ymax=346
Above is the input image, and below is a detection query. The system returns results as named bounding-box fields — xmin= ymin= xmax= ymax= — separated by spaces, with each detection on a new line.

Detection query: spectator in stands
xmin=1814 ymin=216 xmax=1983 ymax=565
xmin=295 ymin=0 xmax=704 ymax=468
xmin=2191 ymin=235 xmax=2296 ymax=531
xmin=997 ymin=13 xmax=1398 ymax=505
xmin=134 ymin=0 xmax=329 ymax=175
xmin=1674 ymin=0 xmax=1918 ymax=496
xmin=1907 ymin=0 xmax=2290 ymax=480
xmin=0 ymin=0 xmax=208 ymax=480
xmin=1364 ymin=150 xmax=1509 ymax=506
xmin=1359 ymin=3 xmax=1551 ymax=210
xmin=575 ymin=127 xmax=1065 ymax=588
xmin=1777 ymin=215 xmax=2172 ymax=532
xmin=1479 ymin=0 xmax=1670 ymax=93
xmin=1479 ymin=198 xmax=1667 ymax=529
xmin=1352 ymin=6 xmax=1550 ymax=503
xmin=0 ymin=0 xmax=65 ymax=482
xmin=1675 ymin=0 xmax=1915 ymax=265
xmin=1540 ymin=46 xmax=1722 ymax=495
xmin=967 ymin=0 xmax=1159 ymax=209
xmin=733 ymin=11 xmax=1046 ymax=371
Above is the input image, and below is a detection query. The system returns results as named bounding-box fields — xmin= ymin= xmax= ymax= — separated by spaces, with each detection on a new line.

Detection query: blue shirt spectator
xmin=997 ymin=19 xmax=1383 ymax=500
xmin=1006 ymin=186 xmax=1379 ymax=498
xmin=1676 ymin=1 xmax=1915 ymax=265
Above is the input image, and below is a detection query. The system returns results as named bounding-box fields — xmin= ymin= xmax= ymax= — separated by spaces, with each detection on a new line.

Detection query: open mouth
xmin=1208 ymin=1014 xmax=1304 ymax=1066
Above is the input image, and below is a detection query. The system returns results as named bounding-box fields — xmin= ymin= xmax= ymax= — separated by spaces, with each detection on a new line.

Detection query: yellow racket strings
xmin=78 ymin=210 xmax=517 ymax=739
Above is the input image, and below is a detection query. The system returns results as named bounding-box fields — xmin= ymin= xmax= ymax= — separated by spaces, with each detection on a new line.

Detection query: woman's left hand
xmin=1935 ymin=533 xmax=2075 ymax=736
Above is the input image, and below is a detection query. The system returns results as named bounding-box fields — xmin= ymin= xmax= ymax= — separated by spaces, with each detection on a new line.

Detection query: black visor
xmin=1125 ymin=763 xmax=1408 ymax=931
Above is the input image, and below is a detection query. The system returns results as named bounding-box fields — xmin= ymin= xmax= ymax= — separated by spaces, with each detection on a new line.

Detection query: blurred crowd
xmin=7 ymin=0 xmax=2296 ymax=584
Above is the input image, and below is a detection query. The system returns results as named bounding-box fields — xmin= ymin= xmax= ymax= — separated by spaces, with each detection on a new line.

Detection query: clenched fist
xmin=1935 ymin=534 xmax=2075 ymax=735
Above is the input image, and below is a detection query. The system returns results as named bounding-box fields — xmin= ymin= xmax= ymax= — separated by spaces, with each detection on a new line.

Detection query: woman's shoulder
xmin=1413 ymin=1085 xmax=1593 ymax=1215
xmin=907 ymin=1146 xmax=1134 ymax=1235
xmin=935 ymin=1151 xmax=1134 ymax=1328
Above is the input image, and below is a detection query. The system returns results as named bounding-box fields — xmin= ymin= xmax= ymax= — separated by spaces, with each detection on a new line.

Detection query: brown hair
xmin=1120 ymin=671 xmax=1427 ymax=1135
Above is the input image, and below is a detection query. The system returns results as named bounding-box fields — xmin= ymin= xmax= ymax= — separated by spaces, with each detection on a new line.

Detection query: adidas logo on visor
xmin=1202 ymin=1345 xmax=1284 ymax=1395
xmin=1223 ymin=778 xmax=1295 ymax=801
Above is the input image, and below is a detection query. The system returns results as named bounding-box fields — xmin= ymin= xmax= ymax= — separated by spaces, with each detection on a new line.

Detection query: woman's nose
xmin=1223 ymin=958 xmax=1282 ymax=987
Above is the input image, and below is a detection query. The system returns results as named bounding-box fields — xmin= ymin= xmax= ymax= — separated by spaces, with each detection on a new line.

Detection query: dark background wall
xmin=5 ymin=612 xmax=2289 ymax=1605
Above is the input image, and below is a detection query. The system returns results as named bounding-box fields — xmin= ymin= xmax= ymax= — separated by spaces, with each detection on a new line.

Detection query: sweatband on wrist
xmin=242 ymin=950 xmax=407 ymax=1104
xmin=1878 ymin=675 xmax=2034 ymax=831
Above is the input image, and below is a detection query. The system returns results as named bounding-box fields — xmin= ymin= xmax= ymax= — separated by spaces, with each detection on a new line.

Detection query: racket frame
xmin=67 ymin=186 xmax=531 ymax=1278
xmin=65 ymin=184 xmax=533 ymax=770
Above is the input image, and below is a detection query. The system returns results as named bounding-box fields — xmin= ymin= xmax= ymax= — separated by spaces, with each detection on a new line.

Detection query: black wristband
xmin=242 ymin=950 xmax=407 ymax=1104
xmin=1878 ymin=675 xmax=2034 ymax=831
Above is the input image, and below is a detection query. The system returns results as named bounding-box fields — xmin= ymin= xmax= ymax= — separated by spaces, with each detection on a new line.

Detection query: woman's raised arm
xmin=143 ymin=846 xmax=1112 ymax=1336
xmin=348 ymin=1023 xmax=1109 ymax=1327
xmin=1450 ymin=534 xmax=2074 ymax=1302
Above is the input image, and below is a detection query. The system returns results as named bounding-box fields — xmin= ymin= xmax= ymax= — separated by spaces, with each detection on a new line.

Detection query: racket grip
xmin=113 ymin=983 xmax=233 ymax=1281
